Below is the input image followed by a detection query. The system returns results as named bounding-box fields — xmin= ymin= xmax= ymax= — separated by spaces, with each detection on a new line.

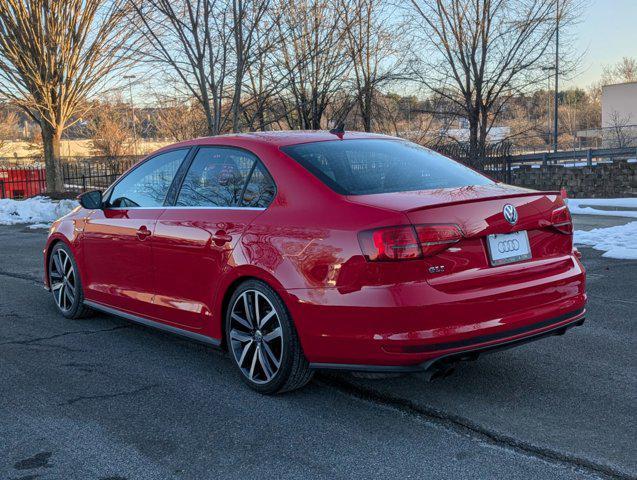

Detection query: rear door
xmin=150 ymin=146 xmax=276 ymax=329
xmin=82 ymin=149 xmax=190 ymax=314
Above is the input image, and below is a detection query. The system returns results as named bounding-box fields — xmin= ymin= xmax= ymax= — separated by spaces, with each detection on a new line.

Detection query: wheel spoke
xmin=249 ymin=348 xmax=258 ymax=380
xmin=237 ymin=340 xmax=253 ymax=366
xmin=52 ymin=252 xmax=63 ymax=276
xmin=263 ymin=327 xmax=282 ymax=343
xmin=51 ymin=281 xmax=63 ymax=291
xmin=62 ymin=252 xmax=70 ymax=275
xmin=258 ymin=347 xmax=273 ymax=380
xmin=231 ymin=313 xmax=252 ymax=330
xmin=64 ymin=285 xmax=74 ymax=305
xmin=262 ymin=341 xmax=281 ymax=368
xmin=242 ymin=293 xmax=254 ymax=328
xmin=58 ymin=284 xmax=66 ymax=309
xmin=254 ymin=290 xmax=261 ymax=326
xmin=258 ymin=310 xmax=276 ymax=329
xmin=50 ymin=271 xmax=63 ymax=280
xmin=230 ymin=329 xmax=252 ymax=343
xmin=66 ymin=270 xmax=75 ymax=288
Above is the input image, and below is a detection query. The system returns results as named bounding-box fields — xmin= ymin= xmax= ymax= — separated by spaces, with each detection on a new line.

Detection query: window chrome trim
xmin=104 ymin=206 xmax=266 ymax=211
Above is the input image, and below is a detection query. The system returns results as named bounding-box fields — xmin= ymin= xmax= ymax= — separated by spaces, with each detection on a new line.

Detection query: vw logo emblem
xmin=503 ymin=204 xmax=518 ymax=225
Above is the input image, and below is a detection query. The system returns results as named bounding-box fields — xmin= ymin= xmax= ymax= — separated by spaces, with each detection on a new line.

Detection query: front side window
xmin=176 ymin=147 xmax=275 ymax=208
xmin=281 ymin=139 xmax=493 ymax=195
xmin=108 ymin=149 xmax=188 ymax=207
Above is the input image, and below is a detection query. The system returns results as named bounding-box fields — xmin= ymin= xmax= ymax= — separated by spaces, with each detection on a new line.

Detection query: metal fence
xmin=438 ymin=142 xmax=637 ymax=184
xmin=1 ymin=145 xmax=635 ymax=200
xmin=0 ymin=158 xmax=139 ymax=199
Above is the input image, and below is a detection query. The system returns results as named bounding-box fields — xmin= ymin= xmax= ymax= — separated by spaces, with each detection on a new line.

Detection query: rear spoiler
xmin=405 ymin=191 xmax=562 ymax=213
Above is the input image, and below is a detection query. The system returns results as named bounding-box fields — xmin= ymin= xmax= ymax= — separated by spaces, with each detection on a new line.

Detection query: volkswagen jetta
xmin=44 ymin=131 xmax=586 ymax=393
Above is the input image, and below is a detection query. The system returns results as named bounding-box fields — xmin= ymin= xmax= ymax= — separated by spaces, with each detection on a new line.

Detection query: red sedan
xmin=44 ymin=131 xmax=586 ymax=393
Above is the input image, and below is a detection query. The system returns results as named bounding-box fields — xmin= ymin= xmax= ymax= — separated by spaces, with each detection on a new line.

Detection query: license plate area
xmin=486 ymin=231 xmax=532 ymax=266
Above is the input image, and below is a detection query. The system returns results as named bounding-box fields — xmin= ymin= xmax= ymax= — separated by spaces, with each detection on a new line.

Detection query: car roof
xmin=162 ymin=130 xmax=401 ymax=150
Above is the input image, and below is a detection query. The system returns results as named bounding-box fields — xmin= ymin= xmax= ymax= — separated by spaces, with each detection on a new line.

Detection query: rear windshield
xmin=281 ymin=139 xmax=493 ymax=195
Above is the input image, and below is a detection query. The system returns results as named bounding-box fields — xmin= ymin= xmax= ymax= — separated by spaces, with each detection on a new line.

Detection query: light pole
xmin=553 ymin=0 xmax=559 ymax=153
xmin=541 ymin=66 xmax=556 ymax=149
xmin=123 ymin=75 xmax=137 ymax=155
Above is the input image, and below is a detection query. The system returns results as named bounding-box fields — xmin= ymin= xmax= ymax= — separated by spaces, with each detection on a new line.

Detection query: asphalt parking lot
xmin=0 ymin=215 xmax=635 ymax=480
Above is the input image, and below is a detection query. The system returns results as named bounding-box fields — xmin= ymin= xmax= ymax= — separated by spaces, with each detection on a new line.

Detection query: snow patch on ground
xmin=568 ymin=198 xmax=637 ymax=218
xmin=574 ymin=222 xmax=637 ymax=260
xmin=0 ymin=196 xmax=78 ymax=226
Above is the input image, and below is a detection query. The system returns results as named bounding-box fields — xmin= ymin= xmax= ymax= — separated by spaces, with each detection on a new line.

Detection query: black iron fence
xmin=1 ymin=146 xmax=635 ymax=200
xmin=0 ymin=157 xmax=140 ymax=199
xmin=433 ymin=142 xmax=513 ymax=182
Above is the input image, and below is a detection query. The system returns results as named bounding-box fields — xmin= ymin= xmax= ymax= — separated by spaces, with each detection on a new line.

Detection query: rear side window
xmin=242 ymin=162 xmax=276 ymax=208
xmin=281 ymin=139 xmax=493 ymax=195
xmin=176 ymin=147 xmax=275 ymax=208
xmin=109 ymin=149 xmax=188 ymax=207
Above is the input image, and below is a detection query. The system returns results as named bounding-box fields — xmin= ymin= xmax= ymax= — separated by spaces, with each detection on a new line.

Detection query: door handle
xmin=212 ymin=230 xmax=232 ymax=246
xmin=136 ymin=226 xmax=152 ymax=241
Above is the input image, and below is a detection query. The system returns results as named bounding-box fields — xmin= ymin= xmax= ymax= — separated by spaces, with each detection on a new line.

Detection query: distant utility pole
xmin=124 ymin=75 xmax=137 ymax=155
xmin=553 ymin=0 xmax=559 ymax=153
xmin=541 ymin=66 xmax=555 ymax=148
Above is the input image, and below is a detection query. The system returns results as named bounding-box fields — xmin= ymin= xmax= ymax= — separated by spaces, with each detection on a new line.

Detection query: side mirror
xmin=78 ymin=190 xmax=103 ymax=210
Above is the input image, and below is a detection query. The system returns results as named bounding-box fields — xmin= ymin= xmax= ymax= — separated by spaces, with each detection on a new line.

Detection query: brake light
xmin=358 ymin=224 xmax=463 ymax=261
xmin=551 ymin=206 xmax=573 ymax=234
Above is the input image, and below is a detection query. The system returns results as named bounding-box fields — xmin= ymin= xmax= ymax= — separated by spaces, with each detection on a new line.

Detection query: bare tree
xmin=0 ymin=0 xmax=135 ymax=192
xmin=408 ymin=0 xmax=576 ymax=164
xmin=89 ymin=103 xmax=132 ymax=157
xmin=340 ymin=0 xmax=405 ymax=132
xmin=602 ymin=56 xmax=637 ymax=85
xmin=0 ymin=110 xmax=19 ymax=156
xmin=231 ymin=0 xmax=271 ymax=132
xmin=272 ymin=0 xmax=353 ymax=129
xmin=131 ymin=0 xmax=271 ymax=135
xmin=605 ymin=111 xmax=634 ymax=149
xmin=131 ymin=0 xmax=234 ymax=135
xmin=154 ymin=96 xmax=209 ymax=141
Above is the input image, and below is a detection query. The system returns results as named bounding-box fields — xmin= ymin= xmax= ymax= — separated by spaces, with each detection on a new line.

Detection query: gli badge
xmin=503 ymin=204 xmax=518 ymax=225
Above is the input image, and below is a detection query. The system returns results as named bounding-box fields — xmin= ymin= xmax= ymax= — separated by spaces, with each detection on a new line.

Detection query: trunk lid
xmin=348 ymin=184 xmax=573 ymax=289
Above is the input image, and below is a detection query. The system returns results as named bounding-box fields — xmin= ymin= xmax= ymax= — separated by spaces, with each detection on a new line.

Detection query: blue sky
xmin=565 ymin=0 xmax=637 ymax=88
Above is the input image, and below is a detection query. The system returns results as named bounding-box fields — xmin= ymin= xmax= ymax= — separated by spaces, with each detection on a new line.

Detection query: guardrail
xmin=509 ymin=146 xmax=637 ymax=166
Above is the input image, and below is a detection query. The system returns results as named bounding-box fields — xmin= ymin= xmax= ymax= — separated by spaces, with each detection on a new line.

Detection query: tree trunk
xmin=232 ymin=0 xmax=244 ymax=133
xmin=363 ymin=86 xmax=373 ymax=132
xmin=468 ymin=114 xmax=479 ymax=167
xmin=41 ymin=121 xmax=64 ymax=194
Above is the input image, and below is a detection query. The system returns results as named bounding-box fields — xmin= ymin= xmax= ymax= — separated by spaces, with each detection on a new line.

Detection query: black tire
xmin=48 ymin=243 xmax=93 ymax=319
xmin=225 ymin=279 xmax=313 ymax=394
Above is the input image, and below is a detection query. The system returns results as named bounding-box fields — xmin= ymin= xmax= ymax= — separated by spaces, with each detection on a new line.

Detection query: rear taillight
xmin=414 ymin=224 xmax=463 ymax=256
xmin=358 ymin=226 xmax=421 ymax=261
xmin=551 ymin=206 xmax=573 ymax=234
xmin=358 ymin=224 xmax=463 ymax=261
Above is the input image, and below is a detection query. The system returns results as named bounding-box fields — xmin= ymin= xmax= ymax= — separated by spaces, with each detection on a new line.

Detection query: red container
xmin=0 ymin=167 xmax=46 ymax=199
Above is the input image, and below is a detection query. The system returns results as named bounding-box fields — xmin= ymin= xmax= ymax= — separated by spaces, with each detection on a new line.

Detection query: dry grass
xmin=0 ymin=139 xmax=173 ymax=162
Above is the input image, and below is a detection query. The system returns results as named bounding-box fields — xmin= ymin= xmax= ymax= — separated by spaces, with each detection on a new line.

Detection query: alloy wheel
xmin=49 ymin=249 xmax=76 ymax=312
xmin=229 ymin=289 xmax=283 ymax=384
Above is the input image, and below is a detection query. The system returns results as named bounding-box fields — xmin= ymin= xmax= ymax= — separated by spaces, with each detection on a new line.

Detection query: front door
xmin=151 ymin=146 xmax=276 ymax=330
xmin=81 ymin=148 xmax=190 ymax=315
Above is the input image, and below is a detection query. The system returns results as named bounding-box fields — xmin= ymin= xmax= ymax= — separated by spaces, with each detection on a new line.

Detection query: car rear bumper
xmin=309 ymin=308 xmax=585 ymax=376
xmin=287 ymin=254 xmax=586 ymax=367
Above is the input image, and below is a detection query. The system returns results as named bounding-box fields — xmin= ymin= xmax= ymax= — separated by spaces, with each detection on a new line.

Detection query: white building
xmin=602 ymin=81 xmax=637 ymax=127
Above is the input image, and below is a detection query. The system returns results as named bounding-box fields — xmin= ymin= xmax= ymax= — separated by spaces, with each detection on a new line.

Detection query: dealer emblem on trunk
xmin=503 ymin=204 xmax=518 ymax=225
